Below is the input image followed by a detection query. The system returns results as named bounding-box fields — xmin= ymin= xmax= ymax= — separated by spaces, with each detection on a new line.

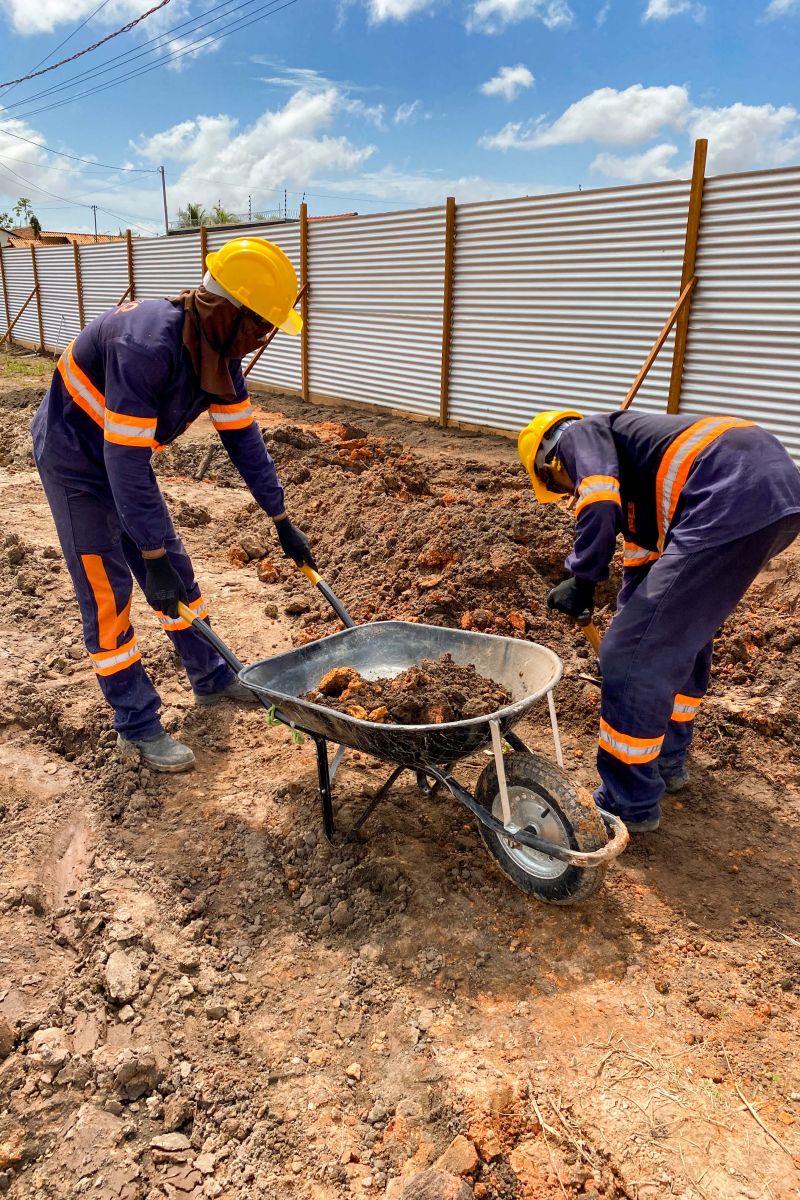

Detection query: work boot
xmin=594 ymin=787 xmax=660 ymax=834
xmin=193 ymin=679 xmax=258 ymax=707
xmin=117 ymin=732 xmax=195 ymax=773
xmin=662 ymin=753 xmax=690 ymax=792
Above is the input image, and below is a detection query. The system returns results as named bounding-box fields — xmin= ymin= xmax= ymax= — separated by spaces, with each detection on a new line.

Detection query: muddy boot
xmin=117 ymin=732 xmax=195 ymax=773
xmin=624 ymin=814 xmax=661 ymax=833
xmin=194 ymin=679 xmax=258 ymax=707
xmin=658 ymin=756 xmax=690 ymax=794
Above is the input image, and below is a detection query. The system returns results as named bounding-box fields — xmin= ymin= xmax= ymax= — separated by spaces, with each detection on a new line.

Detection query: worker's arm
xmin=211 ymin=362 xmax=316 ymax=567
xmin=558 ymin=417 xmax=623 ymax=583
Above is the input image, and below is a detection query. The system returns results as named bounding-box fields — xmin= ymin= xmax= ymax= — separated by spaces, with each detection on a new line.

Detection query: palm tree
xmin=13 ymin=197 xmax=34 ymax=224
xmin=211 ymin=202 xmax=236 ymax=225
xmin=176 ymin=202 xmax=209 ymax=228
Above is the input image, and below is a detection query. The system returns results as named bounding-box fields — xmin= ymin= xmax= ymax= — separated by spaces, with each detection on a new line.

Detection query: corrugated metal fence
xmin=1 ymin=164 xmax=799 ymax=457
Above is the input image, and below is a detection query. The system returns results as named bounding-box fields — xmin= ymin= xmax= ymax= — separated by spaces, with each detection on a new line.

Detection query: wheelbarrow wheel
xmin=475 ymin=752 xmax=608 ymax=904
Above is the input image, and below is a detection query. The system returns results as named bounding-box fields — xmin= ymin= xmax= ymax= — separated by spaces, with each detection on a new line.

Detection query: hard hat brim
xmin=278 ymin=308 xmax=303 ymax=337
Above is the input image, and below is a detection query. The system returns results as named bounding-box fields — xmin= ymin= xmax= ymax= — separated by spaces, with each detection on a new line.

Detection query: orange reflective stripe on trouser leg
xmin=81 ymin=554 xmax=133 ymax=650
xmin=89 ymin=634 xmax=141 ymax=677
xmin=671 ymin=693 xmax=702 ymax=723
xmin=598 ymin=717 xmax=664 ymax=765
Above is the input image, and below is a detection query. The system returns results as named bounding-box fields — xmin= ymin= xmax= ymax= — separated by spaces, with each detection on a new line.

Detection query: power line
xmin=4 ymin=0 xmax=269 ymax=116
xmin=0 ymin=156 xmax=160 ymax=236
xmin=14 ymin=0 xmax=299 ymax=124
xmin=0 ymin=0 xmax=115 ymax=101
xmin=0 ymin=1 xmax=173 ymax=90
xmin=0 ymin=125 xmax=157 ymax=174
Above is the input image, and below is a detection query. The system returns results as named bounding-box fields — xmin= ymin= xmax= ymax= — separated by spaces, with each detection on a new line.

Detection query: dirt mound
xmin=307 ymin=655 xmax=512 ymax=725
xmin=0 ymin=386 xmax=41 ymax=470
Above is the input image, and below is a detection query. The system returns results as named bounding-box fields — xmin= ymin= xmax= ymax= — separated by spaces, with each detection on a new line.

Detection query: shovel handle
xmin=298 ymin=564 xmax=356 ymax=629
xmin=177 ymin=601 xmax=245 ymax=673
xmin=578 ymin=618 xmax=602 ymax=655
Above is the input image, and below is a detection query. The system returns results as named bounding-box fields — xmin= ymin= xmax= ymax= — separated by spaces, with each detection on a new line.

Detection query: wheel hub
xmin=492 ymin=786 xmax=570 ymax=880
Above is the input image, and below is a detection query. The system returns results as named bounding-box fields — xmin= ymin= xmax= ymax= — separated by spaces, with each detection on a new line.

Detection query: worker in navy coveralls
xmin=32 ymin=237 xmax=315 ymax=773
xmin=519 ymin=409 xmax=800 ymax=832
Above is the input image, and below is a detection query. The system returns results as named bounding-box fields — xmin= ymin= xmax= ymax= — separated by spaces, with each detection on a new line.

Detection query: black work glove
xmin=144 ymin=554 xmax=188 ymax=618
xmin=275 ymin=517 xmax=318 ymax=570
xmin=547 ymin=576 xmax=596 ymax=620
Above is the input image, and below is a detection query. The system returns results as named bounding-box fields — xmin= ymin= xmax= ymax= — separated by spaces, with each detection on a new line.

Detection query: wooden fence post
xmin=30 ymin=244 xmax=44 ymax=351
xmin=73 ymin=242 xmax=86 ymax=329
xmin=200 ymin=225 xmax=208 ymax=278
xmin=439 ymin=196 xmax=456 ymax=428
xmin=126 ymin=229 xmax=135 ymax=301
xmin=0 ymin=247 xmax=11 ymax=336
xmin=299 ymin=201 xmax=309 ymax=402
xmin=668 ymin=137 xmax=707 ymax=413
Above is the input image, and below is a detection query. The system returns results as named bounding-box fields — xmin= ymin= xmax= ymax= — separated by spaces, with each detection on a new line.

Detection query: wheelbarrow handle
xmin=298 ymin=564 xmax=356 ymax=629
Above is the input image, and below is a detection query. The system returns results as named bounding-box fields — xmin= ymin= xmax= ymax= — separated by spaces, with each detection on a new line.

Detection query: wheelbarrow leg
xmin=344 ymin=766 xmax=406 ymax=844
xmin=313 ymin=735 xmax=336 ymax=842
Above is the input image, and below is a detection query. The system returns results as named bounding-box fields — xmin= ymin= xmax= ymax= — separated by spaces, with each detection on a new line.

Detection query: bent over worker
xmin=32 ymin=237 xmax=315 ymax=774
xmin=519 ymin=410 xmax=800 ymax=833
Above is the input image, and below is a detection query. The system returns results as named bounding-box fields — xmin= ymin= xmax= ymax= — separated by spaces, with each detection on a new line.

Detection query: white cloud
xmin=481 ymin=65 xmax=535 ymax=101
xmin=643 ymin=0 xmax=705 ymax=19
xmin=363 ymin=0 xmax=435 ymax=20
xmin=690 ymin=102 xmax=800 ymax=173
xmin=0 ymin=0 xmax=143 ymax=34
xmin=481 ymin=84 xmax=690 ymax=150
xmin=317 ymin=165 xmax=558 ymax=206
xmin=468 ymin=0 xmax=573 ymax=32
xmin=592 ymin=143 xmax=683 ymax=181
xmin=596 ymin=2 xmax=611 ymax=23
xmin=765 ymin=0 xmax=800 ymax=14
xmin=394 ymin=100 xmax=422 ymax=124
xmin=134 ymin=89 xmax=376 ymax=208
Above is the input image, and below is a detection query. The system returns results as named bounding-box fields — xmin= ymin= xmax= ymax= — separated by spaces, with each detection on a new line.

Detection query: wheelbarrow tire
xmin=474 ymin=752 xmax=608 ymax=904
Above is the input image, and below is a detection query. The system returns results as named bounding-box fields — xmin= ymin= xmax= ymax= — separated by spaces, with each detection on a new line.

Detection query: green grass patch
xmin=0 ymin=352 xmax=54 ymax=380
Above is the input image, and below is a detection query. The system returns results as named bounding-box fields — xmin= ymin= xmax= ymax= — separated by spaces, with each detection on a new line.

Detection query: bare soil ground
xmin=1 ymin=345 xmax=799 ymax=1200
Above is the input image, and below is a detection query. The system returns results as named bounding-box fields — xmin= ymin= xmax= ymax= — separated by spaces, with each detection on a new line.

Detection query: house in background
xmin=1 ymin=226 xmax=125 ymax=248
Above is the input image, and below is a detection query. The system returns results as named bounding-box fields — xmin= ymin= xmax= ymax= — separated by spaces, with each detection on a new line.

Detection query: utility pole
xmin=91 ymin=205 xmax=98 ymax=243
xmin=248 ymin=194 xmax=252 ymax=222
xmin=159 ymin=166 xmax=169 ymax=235
xmin=284 ymin=188 xmax=287 ymax=220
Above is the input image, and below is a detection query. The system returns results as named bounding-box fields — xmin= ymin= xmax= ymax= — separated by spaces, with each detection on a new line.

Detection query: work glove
xmin=547 ymin=576 xmax=596 ymax=621
xmin=144 ymin=554 xmax=188 ymax=619
xmin=275 ymin=516 xmax=318 ymax=570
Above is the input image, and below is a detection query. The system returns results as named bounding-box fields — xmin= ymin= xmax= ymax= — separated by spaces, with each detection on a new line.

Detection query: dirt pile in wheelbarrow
xmin=305 ymin=654 xmax=512 ymax=725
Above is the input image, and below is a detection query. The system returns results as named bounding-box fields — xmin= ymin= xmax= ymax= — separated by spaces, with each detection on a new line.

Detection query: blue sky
xmin=0 ymin=0 xmax=798 ymax=235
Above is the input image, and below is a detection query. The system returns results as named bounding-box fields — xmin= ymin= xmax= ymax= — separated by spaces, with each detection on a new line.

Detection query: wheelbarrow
xmin=177 ymin=569 xmax=628 ymax=905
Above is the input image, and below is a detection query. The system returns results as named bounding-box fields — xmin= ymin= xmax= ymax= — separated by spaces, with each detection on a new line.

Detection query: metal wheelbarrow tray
xmin=181 ymin=595 xmax=628 ymax=904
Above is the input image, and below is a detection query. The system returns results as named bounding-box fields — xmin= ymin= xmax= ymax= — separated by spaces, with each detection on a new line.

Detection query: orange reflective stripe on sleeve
xmin=656 ymin=417 xmax=755 ymax=550
xmin=623 ymin=541 xmax=660 ymax=569
xmin=57 ymin=341 xmax=105 ymax=428
xmin=104 ymin=406 xmax=158 ymax=450
xmin=209 ymin=398 xmax=255 ymax=432
xmin=89 ymin=634 xmax=141 ymax=677
xmin=672 ymin=693 xmax=702 ymax=723
xmin=575 ymin=475 xmax=622 ymax=516
xmin=598 ymin=718 xmax=664 ymax=765
xmin=81 ymin=554 xmax=133 ymax=650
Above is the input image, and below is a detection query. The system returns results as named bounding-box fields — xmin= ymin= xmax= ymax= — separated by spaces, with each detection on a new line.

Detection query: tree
xmin=13 ymin=196 xmax=35 ymax=224
xmin=211 ymin=202 xmax=236 ymax=225
xmin=0 ymin=211 xmax=11 ymax=228
xmin=176 ymin=202 xmax=209 ymax=228
xmin=30 ymin=214 xmax=42 ymax=238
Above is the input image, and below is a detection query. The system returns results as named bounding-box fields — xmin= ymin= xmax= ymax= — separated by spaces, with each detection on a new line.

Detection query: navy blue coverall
xmin=32 ymin=298 xmax=285 ymax=742
xmin=557 ymin=412 xmax=800 ymax=824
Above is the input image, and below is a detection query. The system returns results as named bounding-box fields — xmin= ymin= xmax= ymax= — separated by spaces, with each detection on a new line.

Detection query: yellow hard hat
xmin=205 ymin=237 xmax=302 ymax=337
xmin=518 ymin=410 xmax=583 ymax=503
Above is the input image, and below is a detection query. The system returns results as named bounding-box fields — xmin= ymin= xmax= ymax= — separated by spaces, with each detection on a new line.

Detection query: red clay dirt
xmin=0 ymin=346 xmax=799 ymax=1200
xmin=307 ymin=657 xmax=512 ymax=725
